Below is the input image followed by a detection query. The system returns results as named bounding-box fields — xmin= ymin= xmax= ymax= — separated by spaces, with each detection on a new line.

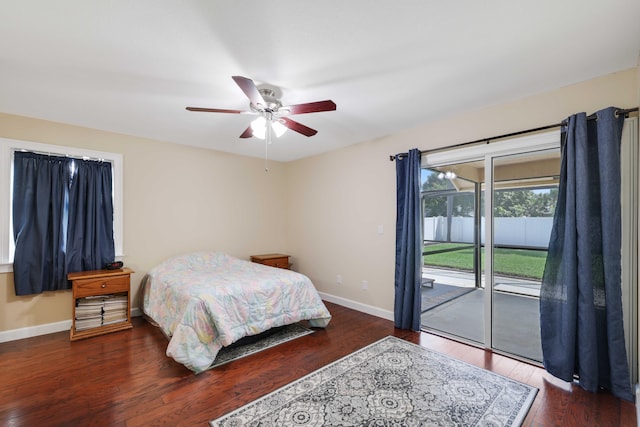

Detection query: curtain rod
xmin=389 ymin=107 xmax=638 ymax=161
xmin=14 ymin=148 xmax=109 ymax=163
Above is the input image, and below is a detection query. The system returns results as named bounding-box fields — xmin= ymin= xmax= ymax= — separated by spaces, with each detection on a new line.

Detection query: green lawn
xmin=423 ymin=243 xmax=547 ymax=280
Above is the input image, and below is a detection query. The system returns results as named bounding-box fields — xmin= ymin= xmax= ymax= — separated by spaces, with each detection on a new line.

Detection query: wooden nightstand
xmin=68 ymin=268 xmax=134 ymax=341
xmin=250 ymin=253 xmax=291 ymax=270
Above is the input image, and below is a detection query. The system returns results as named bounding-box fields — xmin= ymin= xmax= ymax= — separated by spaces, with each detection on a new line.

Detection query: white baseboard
xmin=542 ymin=371 xmax=573 ymax=392
xmin=318 ymin=291 xmax=394 ymax=321
xmin=0 ymin=307 xmax=144 ymax=343
xmin=0 ymin=319 xmax=72 ymax=343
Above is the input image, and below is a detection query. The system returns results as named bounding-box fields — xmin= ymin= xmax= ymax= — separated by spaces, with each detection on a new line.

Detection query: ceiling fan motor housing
xmin=252 ymin=88 xmax=282 ymax=113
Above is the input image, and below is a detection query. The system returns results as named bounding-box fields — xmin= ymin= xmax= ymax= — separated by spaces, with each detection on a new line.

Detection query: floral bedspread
xmin=142 ymin=252 xmax=331 ymax=373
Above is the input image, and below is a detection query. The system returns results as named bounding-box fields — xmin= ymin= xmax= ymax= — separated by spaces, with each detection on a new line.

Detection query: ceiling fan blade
xmin=232 ymin=76 xmax=265 ymax=107
xmin=186 ymin=107 xmax=246 ymax=114
xmin=239 ymin=126 xmax=253 ymax=138
xmin=280 ymin=117 xmax=318 ymax=137
xmin=281 ymin=100 xmax=337 ymax=115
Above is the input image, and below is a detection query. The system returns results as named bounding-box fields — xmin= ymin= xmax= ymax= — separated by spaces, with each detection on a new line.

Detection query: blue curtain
xmin=394 ymin=148 xmax=422 ymax=330
xmin=12 ymin=152 xmax=114 ymax=296
xmin=66 ymin=158 xmax=115 ymax=274
xmin=13 ymin=152 xmax=70 ymax=295
xmin=540 ymin=106 xmax=633 ymax=401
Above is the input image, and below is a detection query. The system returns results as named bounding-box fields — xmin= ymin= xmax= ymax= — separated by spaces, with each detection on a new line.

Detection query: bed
xmin=142 ymin=252 xmax=331 ymax=373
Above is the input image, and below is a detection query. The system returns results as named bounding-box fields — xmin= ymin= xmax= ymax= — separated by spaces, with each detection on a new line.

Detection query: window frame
xmin=0 ymin=138 xmax=123 ymax=273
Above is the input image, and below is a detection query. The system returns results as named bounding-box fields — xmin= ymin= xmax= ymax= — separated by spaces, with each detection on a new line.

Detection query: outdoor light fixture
xmin=438 ymin=171 xmax=457 ymax=180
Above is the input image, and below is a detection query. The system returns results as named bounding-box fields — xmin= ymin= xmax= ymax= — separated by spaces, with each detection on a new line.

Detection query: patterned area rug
xmin=210 ymin=336 xmax=538 ymax=426
xmin=210 ymin=323 xmax=314 ymax=369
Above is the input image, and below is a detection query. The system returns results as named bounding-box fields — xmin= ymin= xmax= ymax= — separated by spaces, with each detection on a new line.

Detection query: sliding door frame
xmin=423 ymin=122 xmax=638 ymax=380
xmin=621 ymin=117 xmax=638 ymax=383
xmin=424 ymin=130 xmax=560 ymax=351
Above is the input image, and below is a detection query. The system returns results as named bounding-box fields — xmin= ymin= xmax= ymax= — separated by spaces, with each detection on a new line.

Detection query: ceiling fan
xmin=186 ymin=76 xmax=336 ymax=139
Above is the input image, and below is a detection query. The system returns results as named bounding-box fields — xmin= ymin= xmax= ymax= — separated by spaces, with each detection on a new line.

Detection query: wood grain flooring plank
xmin=0 ymin=301 xmax=635 ymax=426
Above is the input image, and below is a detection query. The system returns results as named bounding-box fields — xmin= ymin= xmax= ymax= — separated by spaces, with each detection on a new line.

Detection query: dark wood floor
xmin=0 ymin=301 xmax=636 ymax=426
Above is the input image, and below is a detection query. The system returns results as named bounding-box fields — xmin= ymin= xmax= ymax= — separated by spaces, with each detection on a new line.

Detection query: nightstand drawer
xmin=261 ymin=257 xmax=289 ymax=269
xmin=250 ymin=254 xmax=291 ymax=270
xmin=74 ymin=275 xmax=129 ymax=298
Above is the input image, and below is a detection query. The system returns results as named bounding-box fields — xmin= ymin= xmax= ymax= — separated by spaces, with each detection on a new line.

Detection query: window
xmin=0 ymin=138 xmax=123 ymax=273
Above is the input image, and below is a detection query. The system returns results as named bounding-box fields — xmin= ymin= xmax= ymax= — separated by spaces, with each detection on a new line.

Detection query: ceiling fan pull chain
xmin=264 ymin=126 xmax=270 ymax=172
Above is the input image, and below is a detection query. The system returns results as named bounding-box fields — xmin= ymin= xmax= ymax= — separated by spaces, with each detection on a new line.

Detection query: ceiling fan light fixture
xmin=251 ymin=116 xmax=288 ymax=139
xmin=251 ymin=116 xmax=267 ymax=139
xmin=272 ymin=120 xmax=287 ymax=138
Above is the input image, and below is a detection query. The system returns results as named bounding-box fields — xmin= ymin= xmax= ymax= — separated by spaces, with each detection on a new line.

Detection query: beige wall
xmin=0 ymin=67 xmax=638 ymax=335
xmin=286 ymin=68 xmax=639 ymax=314
xmin=0 ymin=114 xmax=288 ymax=332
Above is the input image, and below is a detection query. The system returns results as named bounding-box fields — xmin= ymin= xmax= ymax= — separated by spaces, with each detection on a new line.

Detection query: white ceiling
xmin=1 ymin=1 xmax=639 ymax=162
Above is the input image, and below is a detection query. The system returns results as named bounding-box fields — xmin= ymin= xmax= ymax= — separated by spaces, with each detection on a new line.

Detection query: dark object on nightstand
xmin=105 ymin=261 xmax=124 ymax=270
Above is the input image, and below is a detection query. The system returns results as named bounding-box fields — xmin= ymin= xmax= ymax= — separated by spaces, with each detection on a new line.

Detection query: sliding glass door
xmin=489 ymin=150 xmax=560 ymax=362
xmin=421 ymin=131 xmax=561 ymax=363
xmin=421 ymin=162 xmax=484 ymax=344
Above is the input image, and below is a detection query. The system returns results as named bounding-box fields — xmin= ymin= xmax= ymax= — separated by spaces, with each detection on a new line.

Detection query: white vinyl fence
xmin=424 ymin=216 xmax=553 ymax=248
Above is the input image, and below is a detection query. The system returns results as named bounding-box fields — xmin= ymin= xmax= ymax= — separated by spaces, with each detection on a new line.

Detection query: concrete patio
xmin=420 ymin=267 xmax=543 ymax=362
